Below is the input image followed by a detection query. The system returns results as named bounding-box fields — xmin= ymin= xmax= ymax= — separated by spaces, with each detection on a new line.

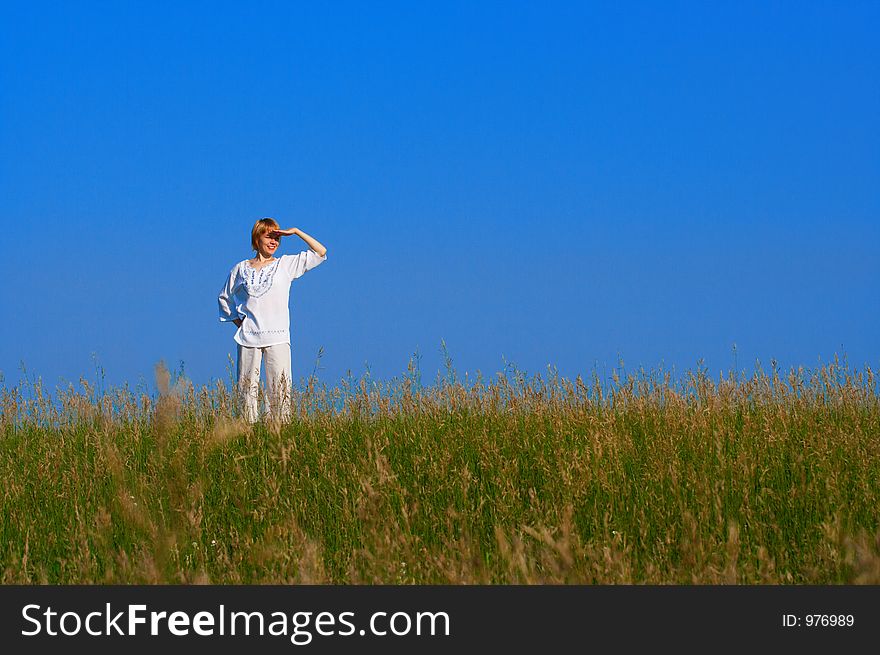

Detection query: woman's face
xmin=256 ymin=229 xmax=280 ymax=258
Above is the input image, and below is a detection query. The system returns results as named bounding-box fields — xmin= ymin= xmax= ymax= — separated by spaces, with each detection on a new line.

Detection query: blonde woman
xmin=218 ymin=218 xmax=328 ymax=422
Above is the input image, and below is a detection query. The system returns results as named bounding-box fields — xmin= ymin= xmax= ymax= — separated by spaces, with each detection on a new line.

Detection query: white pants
xmin=237 ymin=343 xmax=292 ymax=423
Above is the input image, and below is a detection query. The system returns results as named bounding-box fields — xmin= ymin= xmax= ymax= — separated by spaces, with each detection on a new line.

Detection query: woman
xmin=218 ymin=218 xmax=328 ymax=423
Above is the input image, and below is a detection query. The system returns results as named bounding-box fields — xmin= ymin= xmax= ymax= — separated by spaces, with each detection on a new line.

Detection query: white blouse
xmin=218 ymin=250 xmax=327 ymax=348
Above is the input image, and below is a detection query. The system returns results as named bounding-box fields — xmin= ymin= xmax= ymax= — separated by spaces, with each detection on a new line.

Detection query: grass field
xmin=1 ymin=356 xmax=878 ymax=584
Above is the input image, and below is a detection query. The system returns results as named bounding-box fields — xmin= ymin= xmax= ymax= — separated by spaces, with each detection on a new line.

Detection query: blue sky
xmin=1 ymin=1 xmax=877 ymax=391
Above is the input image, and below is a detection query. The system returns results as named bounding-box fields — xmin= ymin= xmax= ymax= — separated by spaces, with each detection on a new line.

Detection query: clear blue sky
xmin=1 ymin=1 xmax=877 ymax=391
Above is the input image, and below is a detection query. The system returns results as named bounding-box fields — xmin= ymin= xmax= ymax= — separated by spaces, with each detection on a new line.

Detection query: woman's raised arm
xmin=271 ymin=227 xmax=328 ymax=257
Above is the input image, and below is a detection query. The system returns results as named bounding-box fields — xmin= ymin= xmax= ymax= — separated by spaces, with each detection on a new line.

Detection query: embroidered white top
xmin=218 ymin=250 xmax=327 ymax=348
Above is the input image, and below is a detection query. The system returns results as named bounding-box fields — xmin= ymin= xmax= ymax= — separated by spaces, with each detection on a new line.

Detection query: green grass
xmin=1 ymin=358 xmax=878 ymax=584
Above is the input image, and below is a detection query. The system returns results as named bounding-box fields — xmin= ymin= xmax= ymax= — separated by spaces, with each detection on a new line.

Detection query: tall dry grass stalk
xmin=1 ymin=356 xmax=878 ymax=584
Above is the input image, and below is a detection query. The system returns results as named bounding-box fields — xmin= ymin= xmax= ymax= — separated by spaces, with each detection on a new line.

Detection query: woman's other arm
xmin=218 ymin=268 xmax=243 ymax=327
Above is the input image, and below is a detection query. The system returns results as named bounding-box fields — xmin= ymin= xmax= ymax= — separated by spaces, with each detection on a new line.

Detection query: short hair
xmin=251 ymin=218 xmax=280 ymax=251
